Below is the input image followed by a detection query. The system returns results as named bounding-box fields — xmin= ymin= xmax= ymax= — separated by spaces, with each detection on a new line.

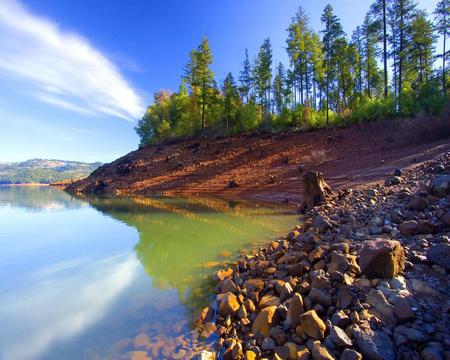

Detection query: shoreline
xmin=0 ymin=183 xmax=49 ymax=187
xmin=196 ymin=152 xmax=450 ymax=360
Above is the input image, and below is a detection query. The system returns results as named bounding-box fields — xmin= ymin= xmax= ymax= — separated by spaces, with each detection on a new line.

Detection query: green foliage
xmin=135 ymin=3 xmax=449 ymax=146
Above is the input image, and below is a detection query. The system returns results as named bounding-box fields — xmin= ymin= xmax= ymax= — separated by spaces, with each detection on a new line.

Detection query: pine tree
xmin=184 ymin=36 xmax=215 ymax=130
xmin=253 ymin=38 xmax=273 ymax=114
xmin=370 ymin=0 xmax=389 ymax=97
xmin=362 ymin=14 xmax=382 ymax=98
xmin=222 ymin=73 xmax=241 ymax=133
xmin=434 ymin=0 xmax=449 ymax=94
xmin=239 ymin=49 xmax=253 ymax=103
xmin=351 ymin=26 xmax=364 ymax=98
xmin=321 ymin=4 xmax=345 ymax=126
xmin=273 ymin=63 xmax=287 ymax=114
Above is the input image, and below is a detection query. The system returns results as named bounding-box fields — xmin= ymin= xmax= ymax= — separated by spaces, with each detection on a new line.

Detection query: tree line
xmin=136 ymin=0 xmax=449 ymax=146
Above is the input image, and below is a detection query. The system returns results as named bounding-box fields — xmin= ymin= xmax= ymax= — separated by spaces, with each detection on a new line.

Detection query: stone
xmin=366 ymin=289 xmax=395 ymax=326
xmin=297 ymin=310 xmax=326 ymax=340
xmin=391 ymin=296 xmax=414 ymax=321
xmin=219 ymin=293 xmax=240 ymax=317
xmin=308 ymin=246 xmax=325 ymax=263
xmin=408 ymin=279 xmax=440 ymax=296
xmin=330 ymin=325 xmax=352 ymax=347
xmin=297 ymin=347 xmax=311 ymax=360
xmin=311 ymin=340 xmax=336 ymax=360
xmin=313 ymin=215 xmax=333 ymax=234
xmin=243 ymin=278 xmax=265 ymax=292
xmin=214 ymin=268 xmax=233 ymax=281
xmin=331 ymin=310 xmax=351 ymax=328
xmin=399 ymin=221 xmax=418 ymax=236
xmin=245 ymin=350 xmax=257 ymax=360
xmin=443 ymin=212 xmax=450 ymax=226
xmin=426 ymin=244 xmax=450 ymax=270
xmin=261 ymin=337 xmax=276 ymax=351
xmin=196 ymin=351 xmax=216 ymax=360
xmin=219 ymin=278 xmax=237 ymax=293
xmin=339 ymin=349 xmax=362 ymax=360
xmin=286 ymin=293 xmax=305 ymax=328
xmin=386 ymin=176 xmax=402 ymax=186
xmin=259 ymin=294 xmax=281 ymax=308
xmin=284 ymin=342 xmax=299 ymax=360
xmin=200 ymin=322 xmax=217 ymax=339
xmin=352 ymin=326 xmax=395 ymax=360
xmin=309 ymin=287 xmax=332 ymax=307
xmin=421 ymin=347 xmax=444 ymax=360
xmin=269 ymin=325 xmax=287 ymax=345
xmin=359 ymin=239 xmax=405 ymax=279
xmin=429 ymin=175 xmax=450 ymax=197
xmin=407 ymin=196 xmax=428 ymax=211
xmin=418 ymin=220 xmax=436 ymax=234
xmin=251 ymin=305 xmax=278 ymax=337
xmin=328 ymin=252 xmax=349 ymax=274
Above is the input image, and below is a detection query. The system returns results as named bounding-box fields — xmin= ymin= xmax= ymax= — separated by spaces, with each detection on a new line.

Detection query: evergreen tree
xmin=239 ymin=49 xmax=253 ymax=102
xmin=370 ymin=0 xmax=389 ymax=97
xmin=351 ymin=26 xmax=364 ymax=98
xmin=253 ymin=38 xmax=273 ymax=114
xmin=362 ymin=14 xmax=382 ymax=98
xmin=222 ymin=72 xmax=241 ymax=133
xmin=434 ymin=0 xmax=449 ymax=94
xmin=273 ymin=63 xmax=287 ymax=114
xmin=321 ymin=4 xmax=345 ymax=126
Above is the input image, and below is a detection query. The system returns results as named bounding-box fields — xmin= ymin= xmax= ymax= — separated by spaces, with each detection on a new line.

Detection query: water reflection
xmin=0 ymin=187 xmax=298 ymax=359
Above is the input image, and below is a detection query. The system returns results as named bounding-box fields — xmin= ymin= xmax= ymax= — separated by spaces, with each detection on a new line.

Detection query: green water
xmin=0 ymin=186 xmax=298 ymax=360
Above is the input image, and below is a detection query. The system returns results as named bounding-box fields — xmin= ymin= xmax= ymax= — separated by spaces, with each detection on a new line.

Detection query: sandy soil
xmin=66 ymin=112 xmax=450 ymax=204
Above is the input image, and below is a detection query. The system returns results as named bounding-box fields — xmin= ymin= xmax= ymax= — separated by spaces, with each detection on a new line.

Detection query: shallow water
xmin=0 ymin=186 xmax=298 ymax=360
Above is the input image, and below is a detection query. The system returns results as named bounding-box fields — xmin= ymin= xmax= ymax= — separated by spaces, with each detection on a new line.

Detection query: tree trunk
xmin=444 ymin=29 xmax=447 ymax=95
xmin=300 ymin=171 xmax=333 ymax=212
xmin=383 ymin=0 xmax=388 ymax=98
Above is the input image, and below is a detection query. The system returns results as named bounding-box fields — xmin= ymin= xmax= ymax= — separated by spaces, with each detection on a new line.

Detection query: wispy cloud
xmin=0 ymin=0 xmax=146 ymax=121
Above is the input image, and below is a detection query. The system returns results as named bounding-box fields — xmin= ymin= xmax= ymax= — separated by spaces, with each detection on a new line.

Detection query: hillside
xmin=0 ymin=159 xmax=102 ymax=184
xmin=66 ymin=113 xmax=450 ymax=203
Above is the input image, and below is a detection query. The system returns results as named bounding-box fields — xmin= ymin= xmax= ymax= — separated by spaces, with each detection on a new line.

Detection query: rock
xmin=399 ymin=220 xmax=418 ymax=236
xmin=328 ymin=252 xmax=349 ymax=274
xmin=311 ymin=340 xmax=336 ymax=360
xmin=331 ymin=310 xmax=351 ymax=328
xmin=269 ymin=325 xmax=287 ymax=345
xmin=308 ymin=246 xmax=325 ymax=263
xmin=443 ymin=212 xmax=450 ymax=226
xmin=426 ymin=244 xmax=450 ymax=270
xmin=286 ymin=293 xmax=305 ymax=328
xmin=251 ymin=305 xmax=278 ymax=337
xmin=200 ymin=322 xmax=217 ymax=339
xmin=228 ymin=180 xmax=239 ymax=188
xmin=330 ymin=325 xmax=352 ymax=347
xmin=359 ymin=239 xmax=405 ymax=279
xmin=261 ymin=337 xmax=276 ymax=351
xmin=195 ymin=351 xmax=216 ymax=360
xmin=297 ymin=310 xmax=326 ymax=340
xmin=219 ymin=293 xmax=240 ymax=317
xmin=300 ymin=171 xmax=333 ymax=211
xmin=352 ymin=326 xmax=395 ymax=360
xmin=418 ymin=220 xmax=436 ymax=234
xmin=366 ymin=289 xmax=395 ymax=326
xmin=407 ymin=196 xmax=428 ymax=211
xmin=386 ymin=176 xmax=402 ymax=186
xmin=421 ymin=347 xmax=443 ymax=360
xmin=313 ymin=215 xmax=333 ymax=234
xmin=244 ymin=350 xmax=257 ymax=360
xmin=391 ymin=296 xmax=415 ymax=321
xmin=237 ymin=304 xmax=248 ymax=319
xmin=243 ymin=278 xmax=265 ymax=292
xmin=218 ymin=278 xmax=237 ymax=293
xmin=339 ymin=349 xmax=362 ymax=360
xmin=214 ymin=268 xmax=233 ymax=281
xmin=429 ymin=175 xmax=450 ymax=197
xmin=408 ymin=279 xmax=440 ymax=296
xmin=297 ymin=347 xmax=311 ymax=360
xmin=394 ymin=169 xmax=402 ymax=177
xmin=259 ymin=294 xmax=281 ymax=308
xmin=309 ymin=287 xmax=332 ymax=307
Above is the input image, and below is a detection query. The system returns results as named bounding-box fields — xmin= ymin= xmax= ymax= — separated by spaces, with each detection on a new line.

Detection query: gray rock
xmin=352 ymin=326 xmax=395 ymax=360
xmin=340 ymin=349 xmax=362 ymax=360
xmin=429 ymin=175 xmax=450 ymax=197
xmin=426 ymin=244 xmax=450 ymax=270
xmin=421 ymin=346 xmax=444 ymax=360
xmin=330 ymin=325 xmax=352 ymax=347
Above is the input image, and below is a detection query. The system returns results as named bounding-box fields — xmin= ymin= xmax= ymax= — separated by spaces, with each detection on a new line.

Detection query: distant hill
xmin=0 ymin=159 xmax=102 ymax=184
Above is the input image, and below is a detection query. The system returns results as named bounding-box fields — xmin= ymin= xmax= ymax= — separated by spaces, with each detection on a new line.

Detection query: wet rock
xmin=352 ymin=326 xmax=395 ymax=360
xmin=339 ymin=349 xmax=362 ymax=360
xmin=399 ymin=221 xmax=418 ymax=236
xmin=286 ymin=293 xmax=305 ymax=328
xmin=251 ymin=305 xmax=278 ymax=337
xmin=426 ymin=244 xmax=450 ymax=270
xmin=330 ymin=325 xmax=352 ymax=347
xmin=359 ymin=239 xmax=405 ymax=279
xmin=297 ymin=310 xmax=326 ymax=340
xmin=219 ymin=293 xmax=240 ymax=317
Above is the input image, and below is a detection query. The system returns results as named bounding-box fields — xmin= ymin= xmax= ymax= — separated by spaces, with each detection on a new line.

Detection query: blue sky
xmin=0 ymin=0 xmax=441 ymax=163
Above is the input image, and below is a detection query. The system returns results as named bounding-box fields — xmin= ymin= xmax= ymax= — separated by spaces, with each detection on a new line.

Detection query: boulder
xmin=251 ymin=305 xmax=278 ymax=337
xmin=311 ymin=340 xmax=336 ymax=360
xmin=286 ymin=293 xmax=305 ymax=328
xmin=300 ymin=171 xmax=333 ymax=212
xmin=309 ymin=287 xmax=332 ymax=307
xmin=352 ymin=326 xmax=395 ymax=360
xmin=359 ymin=240 xmax=405 ymax=279
xmin=218 ymin=293 xmax=240 ymax=317
xmin=297 ymin=310 xmax=326 ymax=340
xmin=426 ymin=244 xmax=450 ymax=270
xmin=429 ymin=175 xmax=450 ymax=197
xmin=313 ymin=215 xmax=333 ymax=234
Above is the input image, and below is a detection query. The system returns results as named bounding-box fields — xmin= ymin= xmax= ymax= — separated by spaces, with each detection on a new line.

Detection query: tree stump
xmin=300 ymin=171 xmax=333 ymax=212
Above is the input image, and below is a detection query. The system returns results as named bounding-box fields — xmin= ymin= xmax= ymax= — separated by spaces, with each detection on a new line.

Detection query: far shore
xmin=0 ymin=183 xmax=49 ymax=187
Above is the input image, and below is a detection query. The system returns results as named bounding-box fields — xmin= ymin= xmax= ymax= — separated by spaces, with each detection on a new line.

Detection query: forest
xmin=136 ymin=0 xmax=449 ymax=146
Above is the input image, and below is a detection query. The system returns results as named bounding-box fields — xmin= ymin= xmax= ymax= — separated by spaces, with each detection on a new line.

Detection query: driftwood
xmin=300 ymin=171 xmax=333 ymax=212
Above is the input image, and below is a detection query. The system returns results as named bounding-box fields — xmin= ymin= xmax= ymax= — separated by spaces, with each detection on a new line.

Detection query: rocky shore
xmin=195 ymin=153 xmax=450 ymax=360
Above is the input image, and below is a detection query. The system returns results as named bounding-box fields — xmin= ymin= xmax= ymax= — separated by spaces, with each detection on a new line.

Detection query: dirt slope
xmin=66 ymin=113 xmax=450 ymax=203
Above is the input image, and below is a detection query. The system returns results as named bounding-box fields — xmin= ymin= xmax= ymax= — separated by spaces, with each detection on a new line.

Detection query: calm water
xmin=0 ymin=186 xmax=298 ymax=360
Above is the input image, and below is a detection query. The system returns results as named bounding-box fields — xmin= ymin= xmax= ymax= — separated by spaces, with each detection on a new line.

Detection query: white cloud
xmin=0 ymin=0 xmax=146 ymax=121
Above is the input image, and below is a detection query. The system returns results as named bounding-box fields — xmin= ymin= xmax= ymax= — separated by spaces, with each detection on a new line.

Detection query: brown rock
xmin=259 ymin=294 xmax=281 ymax=309
xmin=297 ymin=310 xmax=326 ymax=340
xmin=251 ymin=305 xmax=278 ymax=336
xmin=398 ymin=221 xmax=418 ymax=236
xmin=339 ymin=349 xmax=362 ymax=360
xmin=359 ymin=240 xmax=405 ymax=279
xmin=214 ymin=268 xmax=233 ymax=281
xmin=243 ymin=278 xmax=265 ymax=292
xmin=218 ymin=293 xmax=240 ymax=317
xmin=311 ymin=340 xmax=336 ymax=360
xmin=328 ymin=252 xmax=350 ymax=274
xmin=286 ymin=292 xmax=305 ymax=328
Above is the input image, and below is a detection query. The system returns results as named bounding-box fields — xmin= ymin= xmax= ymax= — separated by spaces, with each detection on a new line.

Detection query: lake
xmin=0 ymin=186 xmax=299 ymax=360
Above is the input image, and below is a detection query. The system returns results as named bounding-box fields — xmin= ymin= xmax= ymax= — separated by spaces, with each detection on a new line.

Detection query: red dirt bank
xmin=66 ymin=113 xmax=450 ymax=203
